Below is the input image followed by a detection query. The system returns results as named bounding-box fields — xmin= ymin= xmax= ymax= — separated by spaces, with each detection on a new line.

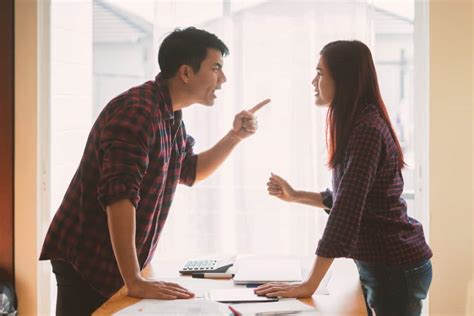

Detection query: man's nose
xmin=220 ymin=71 xmax=227 ymax=84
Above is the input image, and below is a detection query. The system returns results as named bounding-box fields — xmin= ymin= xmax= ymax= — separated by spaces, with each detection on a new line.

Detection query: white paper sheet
xmin=113 ymin=299 xmax=230 ymax=316
xmin=229 ymin=298 xmax=315 ymax=315
xmin=157 ymin=277 xmax=236 ymax=298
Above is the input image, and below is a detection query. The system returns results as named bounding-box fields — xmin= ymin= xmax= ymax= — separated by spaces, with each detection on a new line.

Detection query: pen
xmin=228 ymin=305 xmax=242 ymax=316
xmin=192 ymin=272 xmax=235 ymax=279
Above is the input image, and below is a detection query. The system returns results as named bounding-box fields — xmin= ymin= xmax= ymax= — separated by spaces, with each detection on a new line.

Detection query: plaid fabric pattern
xmin=316 ymin=104 xmax=432 ymax=265
xmin=40 ymin=74 xmax=198 ymax=297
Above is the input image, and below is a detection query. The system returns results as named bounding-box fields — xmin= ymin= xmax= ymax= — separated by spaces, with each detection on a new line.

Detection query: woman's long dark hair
xmin=321 ymin=40 xmax=405 ymax=169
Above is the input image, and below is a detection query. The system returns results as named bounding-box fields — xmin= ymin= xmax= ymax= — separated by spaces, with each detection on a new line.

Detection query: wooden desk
xmin=94 ymin=258 xmax=367 ymax=315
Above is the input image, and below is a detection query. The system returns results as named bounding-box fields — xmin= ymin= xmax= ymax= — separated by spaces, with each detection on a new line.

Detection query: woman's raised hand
xmin=267 ymin=173 xmax=296 ymax=202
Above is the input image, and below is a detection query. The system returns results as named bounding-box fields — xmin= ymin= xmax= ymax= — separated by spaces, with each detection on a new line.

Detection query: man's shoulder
xmin=119 ymin=79 xmax=158 ymax=109
xmin=102 ymin=79 xmax=165 ymax=120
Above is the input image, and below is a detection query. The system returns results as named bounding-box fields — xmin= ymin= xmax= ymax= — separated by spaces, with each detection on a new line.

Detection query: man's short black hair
xmin=158 ymin=27 xmax=229 ymax=79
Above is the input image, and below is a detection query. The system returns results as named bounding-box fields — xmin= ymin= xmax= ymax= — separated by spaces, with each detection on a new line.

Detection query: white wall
xmin=93 ymin=42 xmax=150 ymax=115
xmin=50 ymin=0 xmax=93 ymax=214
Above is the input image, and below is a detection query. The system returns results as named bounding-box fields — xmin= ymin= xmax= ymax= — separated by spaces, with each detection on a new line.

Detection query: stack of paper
xmin=229 ymin=299 xmax=315 ymax=315
xmin=113 ymin=299 xmax=230 ymax=316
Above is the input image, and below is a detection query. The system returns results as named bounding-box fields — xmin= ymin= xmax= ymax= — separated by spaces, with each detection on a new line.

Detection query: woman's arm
xmin=267 ymin=173 xmax=328 ymax=209
xmin=292 ymin=190 xmax=326 ymax=208
xmin=254 ymin=256 xmax=334 ymax=298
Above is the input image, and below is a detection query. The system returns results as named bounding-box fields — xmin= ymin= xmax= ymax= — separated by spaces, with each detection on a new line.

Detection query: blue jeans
xmin=355 ymin=259 xmax=432 ymax=316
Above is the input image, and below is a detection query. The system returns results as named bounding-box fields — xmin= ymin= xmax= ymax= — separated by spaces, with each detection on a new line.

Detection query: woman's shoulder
xmin=353 ymin=104 xmax=389 ymax=135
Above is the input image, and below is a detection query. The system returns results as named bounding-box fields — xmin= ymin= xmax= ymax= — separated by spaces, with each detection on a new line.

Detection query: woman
xmin=255 ymin=40 xmax=432 ymax=316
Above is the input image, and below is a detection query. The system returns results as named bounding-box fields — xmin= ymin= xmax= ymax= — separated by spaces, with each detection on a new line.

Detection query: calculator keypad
xmin=179 ymin=258 xmax=234 ymax=275
xmin=182 ymin=260 xmax=218 ymax=272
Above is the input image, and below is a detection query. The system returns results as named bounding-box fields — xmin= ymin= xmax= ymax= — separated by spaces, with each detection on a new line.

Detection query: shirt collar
xmin=155 ymin=73 xmax=175 ymax=121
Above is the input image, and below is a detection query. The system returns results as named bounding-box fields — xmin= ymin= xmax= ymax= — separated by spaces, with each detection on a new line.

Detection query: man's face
xmin=187 ymin=48 xmax=227 ymax=106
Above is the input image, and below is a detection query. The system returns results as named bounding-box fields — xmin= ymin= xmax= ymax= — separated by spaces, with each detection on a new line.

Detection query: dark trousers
xmin=51 ymin=260 xmax=107 ymax=316
xmin=355 ymin=259 xmax=432 ymax=316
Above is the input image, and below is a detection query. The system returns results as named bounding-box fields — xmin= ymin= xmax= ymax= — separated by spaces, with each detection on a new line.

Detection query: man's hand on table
xmin=126 ymin=277 xmax=195 ymax=299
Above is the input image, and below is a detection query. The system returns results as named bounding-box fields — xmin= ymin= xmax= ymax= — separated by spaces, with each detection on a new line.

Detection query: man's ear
xmin=178 ymin=65 xmax=194 ymax=83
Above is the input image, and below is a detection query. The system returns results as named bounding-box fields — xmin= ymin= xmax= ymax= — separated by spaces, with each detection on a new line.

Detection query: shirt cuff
xmin=320 ymin=188 xmax=333 ymax=214
xmin=179 ymin=154 xmax=198 ymax=186
xmin=315 ymin=238 xmax=350 ymax=258
xmin=98 ymin=179 xmax=141 ymax=210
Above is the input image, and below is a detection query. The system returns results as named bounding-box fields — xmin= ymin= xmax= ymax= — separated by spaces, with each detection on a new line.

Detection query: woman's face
xmin=312 ymin=55 xmax=335 ymax=107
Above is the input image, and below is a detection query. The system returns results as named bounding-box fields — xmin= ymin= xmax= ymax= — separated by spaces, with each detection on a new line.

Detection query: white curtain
xmin=153 ymin=0 xmax=373 ymax=259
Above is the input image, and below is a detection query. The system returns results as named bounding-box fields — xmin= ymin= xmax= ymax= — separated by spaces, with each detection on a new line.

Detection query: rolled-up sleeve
xmin=97 ymin=108 xmax=155 ymax=209
xmin=316 ymin=124 xmax=382 ymax=258
xmin=179 ymin=134 xmax=198 ymax=186
xmin=320 ymin=189 xmax=333 ymax=214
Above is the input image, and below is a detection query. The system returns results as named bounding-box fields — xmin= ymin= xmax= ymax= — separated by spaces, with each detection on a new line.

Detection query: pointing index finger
xmin=248 ymin=98 xmax=271 ymax=114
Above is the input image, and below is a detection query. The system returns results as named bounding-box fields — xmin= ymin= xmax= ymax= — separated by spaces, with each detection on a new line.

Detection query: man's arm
xmin=195 ymin=130 xmax=241 ymax=181
xmin=194 ymin=98 xmax=270 ymax=182
xmin=106 ymin=199 xmax=194 ymax=299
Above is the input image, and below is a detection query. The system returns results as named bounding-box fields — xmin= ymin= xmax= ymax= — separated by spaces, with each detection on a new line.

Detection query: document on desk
xmin=234 ymin=259 xmax=302 ymax=284
xmin=229 ymin=299 xmax=315 ymax=315
xmin=113 ymin=299 xmax=230 ymax=316
xmin=206 ymin=288 xmax=279 ymax=303
xmin=156 ymin=277 xmax=236 ymax=298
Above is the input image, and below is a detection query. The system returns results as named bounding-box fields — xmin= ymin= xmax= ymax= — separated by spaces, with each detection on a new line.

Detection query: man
xmin=40 ymin=27 xmax=270 ymax=315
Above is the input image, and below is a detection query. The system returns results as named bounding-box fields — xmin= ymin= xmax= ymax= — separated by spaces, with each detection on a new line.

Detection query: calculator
xmin=179 ymin=257 xmax=234 ymax=275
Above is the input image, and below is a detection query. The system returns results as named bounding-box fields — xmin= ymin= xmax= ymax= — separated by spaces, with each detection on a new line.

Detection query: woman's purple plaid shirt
xmin=317 ymin=104 xmax=432 ymax=265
